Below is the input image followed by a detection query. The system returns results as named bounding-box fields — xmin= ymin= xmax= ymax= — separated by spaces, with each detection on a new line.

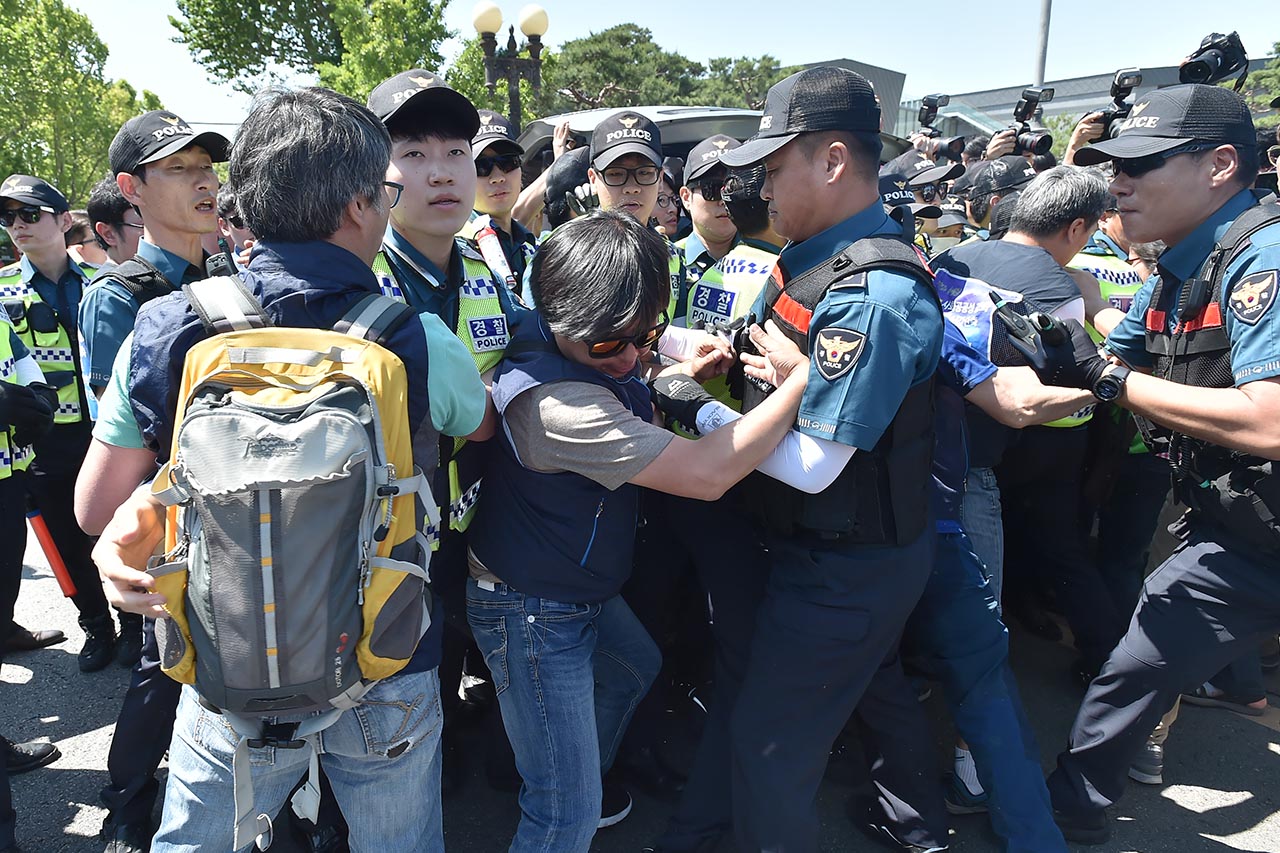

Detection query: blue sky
xmin=71 ymin=0 xmax=1280 ymax=127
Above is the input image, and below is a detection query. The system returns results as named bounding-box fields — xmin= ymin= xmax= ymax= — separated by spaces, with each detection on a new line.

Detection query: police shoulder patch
xmin=457 ymin=238 xmax=485 ymax=262
xmin=1228 ymin=270 xmax=1278 ymax=326
xmin=813 ymin=327 xmax=866 ymax=381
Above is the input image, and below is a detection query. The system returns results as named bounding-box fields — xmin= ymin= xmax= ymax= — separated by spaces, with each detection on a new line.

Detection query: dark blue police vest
xmin=469 ymin=315 xmax=653 ymax=603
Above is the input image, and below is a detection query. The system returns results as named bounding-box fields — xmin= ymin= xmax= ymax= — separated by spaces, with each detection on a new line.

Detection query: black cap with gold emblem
xmin=590 ymin=111 xmax=662 ymax=170
xmin=684 ymin=134 xmax=741 ymax=184
xmin=367 ymin=69 xmax=480 ymax=138
xmin=472 ymin=109 xmax=524 ymax=158
xmin=109 ymin=110 xmax=230 ymax=175
xmin=0 ymin=175 xmax=69 ymax=212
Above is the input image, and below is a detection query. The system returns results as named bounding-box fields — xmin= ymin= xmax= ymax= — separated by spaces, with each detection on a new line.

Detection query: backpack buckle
xmin=248 ymin=721 xmax=307 ymax=750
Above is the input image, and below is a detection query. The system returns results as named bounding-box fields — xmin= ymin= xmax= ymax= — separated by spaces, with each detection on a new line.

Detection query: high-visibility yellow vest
xmin=0 ymin=317 xmax=35 ymax=479
xmin=0 ymin=262 xmax=88 ymax=425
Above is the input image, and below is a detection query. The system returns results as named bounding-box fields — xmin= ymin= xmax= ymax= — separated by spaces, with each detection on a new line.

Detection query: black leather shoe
xmin=100 ymin=820 xmax=152 ymax=853
xmin=617 ymin=746 xmax=686 ymax=803
xmin=115 ymin=612 xmax=144 ymax=668
xmin=4 ymin=626 xmax=65 ymax=652
xmin=78 ymin=614 xmax=117 ymax=673
xmin=2 ymin=737 xmax=59 ymax=774
xmin=1053 ymin=809 xmax=1110 ymax=845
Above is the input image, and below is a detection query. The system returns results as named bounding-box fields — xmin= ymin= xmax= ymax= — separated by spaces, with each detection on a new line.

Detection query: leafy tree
xmin=547 ymin=25 xmax=705 ymax=112
xmin=446 ymin=35 xmax=560 ymax=128
xmin=171 ymin=0 xmax=450 ymax=98
xmin=693 ymin=56 xmax=798 ymax=110
xmin=0 ymin=0 xmax=162 ymax=205
xmin=1242 ymin=42 xmax=1280 ymax=129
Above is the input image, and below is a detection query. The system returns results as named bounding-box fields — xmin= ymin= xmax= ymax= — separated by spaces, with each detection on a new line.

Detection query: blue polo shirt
xmin=1106 ymin=189 xmax=1280 ymax=387
xmin=79 ymin=239 xmax=205 ymax=391
xmin=934 ymin=320 xmax=997 ymax=532
xmin=755 ymin=202 xmax=942 ymax=451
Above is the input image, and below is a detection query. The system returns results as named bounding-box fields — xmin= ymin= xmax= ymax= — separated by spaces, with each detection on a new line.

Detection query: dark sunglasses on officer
xmin=476 ymin=153 xmax=523 ymax=178
xmin=0 ymin=206 xmax=55 ymax=228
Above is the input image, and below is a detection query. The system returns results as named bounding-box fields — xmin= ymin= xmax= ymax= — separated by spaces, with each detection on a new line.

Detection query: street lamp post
xmin=473 ymin=2 xmax=548 ymax=133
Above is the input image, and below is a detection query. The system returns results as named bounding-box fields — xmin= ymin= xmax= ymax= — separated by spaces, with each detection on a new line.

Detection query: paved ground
xmin=5 ymin=527 xmax=1280 ymax=852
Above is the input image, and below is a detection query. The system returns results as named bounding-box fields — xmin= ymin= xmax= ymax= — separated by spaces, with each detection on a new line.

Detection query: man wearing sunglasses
xmin=0 ymin=174 xmax=117 ymax=666
xmin=460 ymin=110 xmax=539 ymax=298
xmin=1020 ymin=84 xmax=1280 ymax=846
xmin=675 ymin=135 xmax=741 ymax=294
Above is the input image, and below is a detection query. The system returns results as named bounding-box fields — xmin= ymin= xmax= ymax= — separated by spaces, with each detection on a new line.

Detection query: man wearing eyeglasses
xmin=675 ymin=135 xmax=741 ymax=295
xmin=1022 ymin=84 xmax=1280 ymax=846
xmin=85 ymin=176 xmax=145 ymax=276
xmin=461 ymin=110 xmax=539 ymax=297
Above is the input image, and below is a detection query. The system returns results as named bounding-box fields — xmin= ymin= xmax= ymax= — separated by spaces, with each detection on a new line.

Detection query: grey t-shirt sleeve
xmin=503 ymin=380 xmax=674 ymax=491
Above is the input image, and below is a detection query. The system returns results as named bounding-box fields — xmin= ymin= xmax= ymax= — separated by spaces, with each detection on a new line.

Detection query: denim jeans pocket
xmin=191 ymin=701 xmax=276 ymax=767
xmin=468 ymin=611 xmax=510 ymax=695
xmin=353 ymin=672 xmax=442 ymax=758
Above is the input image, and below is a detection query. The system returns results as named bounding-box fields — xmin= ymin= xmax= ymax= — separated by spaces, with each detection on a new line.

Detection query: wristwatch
xmin=1093 ymin=364 xmax=1131 ymax=402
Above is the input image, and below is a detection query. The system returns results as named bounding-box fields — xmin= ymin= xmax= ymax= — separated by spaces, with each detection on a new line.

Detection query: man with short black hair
xmin=85 ymin=177 xmax=144 ymax=273
xmin=461 ymin=109 xmax=538 ymax=293
xmin=66 ymin=211 xmax=107 ymax=270
xmin=718 ymin=66 xmax=945 ymax=851
xmin=964 ymin=154 xmax=1037 ymax=239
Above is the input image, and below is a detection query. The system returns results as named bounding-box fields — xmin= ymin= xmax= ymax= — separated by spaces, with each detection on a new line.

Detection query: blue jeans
xmin=152 ymin=670 xmax=444 ymax=853
xmin=466 ymin=579 xmax=661 ymax=853
xmin=906 ymin=533 xmax=1067 ymax=852
xmin=961 ymin=466 xmax=1004 ymax=605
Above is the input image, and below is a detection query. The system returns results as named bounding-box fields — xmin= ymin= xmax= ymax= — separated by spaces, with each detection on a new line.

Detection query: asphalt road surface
xmin=5 ymin=527 xmax=1280 ymax=853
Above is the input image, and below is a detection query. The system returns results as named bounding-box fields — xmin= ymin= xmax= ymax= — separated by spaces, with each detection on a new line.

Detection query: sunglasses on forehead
xmin=586 ymin=312 xmax=669 ymax=359
xmin=476 ymin=153 xmax=522 ymax=177
xmin=0 ymin=206 xmax=52 ymax=227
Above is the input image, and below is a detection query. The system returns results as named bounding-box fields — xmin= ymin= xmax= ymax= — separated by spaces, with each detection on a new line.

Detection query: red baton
xmin=26 ymin=509 xmax=77 ymax=597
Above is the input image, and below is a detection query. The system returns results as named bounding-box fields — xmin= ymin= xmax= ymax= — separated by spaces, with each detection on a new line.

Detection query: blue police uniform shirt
xmin=934 ymin=320 xmax=997 ymax=532
xmin=382 ymin=226 xmax=529 ymax=327
xmin=754 ymin=203 xmax=942 ymax=450
xmin=79 ymin=239 xmax=204 ymax=390
xmin=19 ymin=253 xmax=90 ymax=335
xmin=1106 ymin=189 xmax=1280 ymax=387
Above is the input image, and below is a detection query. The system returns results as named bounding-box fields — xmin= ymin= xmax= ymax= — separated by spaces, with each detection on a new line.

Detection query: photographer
xmin=1015 ymin=84 xmax=1280 ymax=845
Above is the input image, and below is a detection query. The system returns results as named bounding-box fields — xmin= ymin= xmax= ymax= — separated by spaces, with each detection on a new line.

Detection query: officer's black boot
xmin=115 ymin=611 xmax=143 ymax=668
xmin=78 ymin=614 xmax=116 ymax=673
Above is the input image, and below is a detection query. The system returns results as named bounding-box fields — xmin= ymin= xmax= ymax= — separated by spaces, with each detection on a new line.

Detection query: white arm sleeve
xmin=1051 ymin=296 xmax=1086 ymax=325
xmin=15 ymin=354 xmax=45 ymax=386
xmin=657 ymin=325 xmax=707 ymax=362
xmin=695 ymin=400 xmax=855 ymax=494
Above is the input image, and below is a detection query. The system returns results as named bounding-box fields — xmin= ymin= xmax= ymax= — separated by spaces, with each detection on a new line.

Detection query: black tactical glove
xmin=648 ymin=374 xmax=716 ymax=435
xmin=992 ymin=297 xmax=1108 ymax=390
xmin=1 ymin=382 xmax=56 ymax=448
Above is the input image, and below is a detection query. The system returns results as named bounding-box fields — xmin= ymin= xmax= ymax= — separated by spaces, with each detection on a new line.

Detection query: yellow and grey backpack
xmin=148 ymin=276 xmax=438 ymax=849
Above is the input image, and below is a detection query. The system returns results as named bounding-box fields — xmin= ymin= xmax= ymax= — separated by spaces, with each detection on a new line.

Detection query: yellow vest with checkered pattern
xmin=0 ymin=263 xmax=85 ymax=425
xmin=0 ymin=318 xmax=35 ymax=479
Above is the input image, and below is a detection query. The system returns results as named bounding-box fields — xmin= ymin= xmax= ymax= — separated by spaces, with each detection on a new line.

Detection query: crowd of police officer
xmin=1 ymin=44 xmax=1280 ymax=853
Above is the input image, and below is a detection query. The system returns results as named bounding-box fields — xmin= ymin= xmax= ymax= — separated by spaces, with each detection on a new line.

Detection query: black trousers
xmin=0 ymin=647 xmax=14 ymax=850
xmin=0 ymin=472 xmax=28 ymax=638
xmin=1048 ymin=530 xmax=1280 ymax=817
xmin=998 ymin=426 xmax=1127 ymax=671
xmin=17 ymin=420 xmax=109 ymax=627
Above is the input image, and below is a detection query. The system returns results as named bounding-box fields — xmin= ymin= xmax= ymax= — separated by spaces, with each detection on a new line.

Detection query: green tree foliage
xmin=694 ymin=56 xmax=799 ymax=110
xmin=447 ymin=35 xmax=560 ymax=128
xmin=1242 ymin=42 xmax=1280 ymax=129
xmin=547 ymin=24 xmax=705 ymax=112
xmin=171 ymin=0 xmax=450 ymax=99
xmin=0 ymin=0 xmax=162 ymax=205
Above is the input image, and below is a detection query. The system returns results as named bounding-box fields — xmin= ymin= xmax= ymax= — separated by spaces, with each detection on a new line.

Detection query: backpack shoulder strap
xmin=182 ymin=276 xmax=272 ymax=334
xmin=98 ymin=256 xmax=176 ymax=307
xmin=334 ymin=292 xmax=416 ymax=346
xmin=782 ymin=235 xmax=936 ymax=312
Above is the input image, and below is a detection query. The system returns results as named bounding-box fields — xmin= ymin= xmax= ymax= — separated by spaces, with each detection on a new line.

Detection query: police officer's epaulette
xmin=456 ymin=237 xmax=486 ymax=263
xmin=0 ymin=262 xmax=19 ymax=278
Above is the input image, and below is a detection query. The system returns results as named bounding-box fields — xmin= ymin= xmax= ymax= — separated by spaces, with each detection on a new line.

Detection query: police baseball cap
xmin=721 ymin=66 xmax=880 ymax=168
xmin=0 ymin=175 xmax=69 ymax=212
xmin=590 ymin=112 xmax=663 ymax=170
xmin=684 ymin=135 xmax=741 ymax=184
xmin=879 ymin=173 xmax=915 ymax=207
xmin=973 ymin=155 xmax=1036 ymax=196
xmin=368 ymin=69 xmax=480 ymax=138
xmin=937 ymin=206 xmax=969 ymax=229
xmin=951 ymin=161 xmax=989 ymax=199
xmin=473 ymin=109 xmax=524 ymax=158
xmin=544 ymin=147 xmax=591 ymax=205
xmin=909 ymin=161 xmax=964 ymax=188
xmin=109 ymin=111 xmax=230 ymax=175
xmin=1073 ymin=83 xmax=1256 ymax=166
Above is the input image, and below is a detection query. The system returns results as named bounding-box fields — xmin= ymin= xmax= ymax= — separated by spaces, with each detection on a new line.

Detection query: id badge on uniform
xmin=467 ymin=315 xmax=509 ymax=352
xmin=688 ymin=281 xmax=737 ymax=329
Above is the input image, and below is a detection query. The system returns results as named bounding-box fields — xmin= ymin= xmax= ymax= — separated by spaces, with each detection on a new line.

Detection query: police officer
xmin=0 ymin=174 xmax=114 ymax=668
xmin=1020 ymin=84 xmax=1280 ymax=845
xmin=718 ymin=66 xmax=944 ymax=851
xmin=461 ymin=110 xmax=539 ymax=295
xmin=675 ymin=135 xmax=740 ymax=289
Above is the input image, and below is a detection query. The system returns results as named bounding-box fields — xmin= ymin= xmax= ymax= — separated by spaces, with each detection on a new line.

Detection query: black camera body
xmin=1094 ymin=68 xmax=1143 ymax=140
xmin=918 ymin=94 xmax=965 ymax=162
xmin=1181 ymin=32 xmax=1249 ymax=88
xmin=1010 ymin=87 xmax=1055 ymax=156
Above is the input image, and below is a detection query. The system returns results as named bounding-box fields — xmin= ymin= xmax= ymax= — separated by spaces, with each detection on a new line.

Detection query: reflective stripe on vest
xmin=0 ymin=275 xmax=82 ymax=424
xmin=1070 ymin=248 xmax=1144 ymax=344
xmin=0 ymin=324 xmax=35 ymax=479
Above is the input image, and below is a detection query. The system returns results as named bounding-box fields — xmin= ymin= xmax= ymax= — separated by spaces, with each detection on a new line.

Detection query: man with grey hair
xmin=82 ymin=86 xmax=491 ymax=852
xmin=932 ymin=165 xmax=1129 ymax=690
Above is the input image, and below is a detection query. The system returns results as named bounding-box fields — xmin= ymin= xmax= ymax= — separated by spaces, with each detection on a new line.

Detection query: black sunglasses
xmin=691 ymin=179 xmax=724 ymax=202
xmin=476 ymin=153 xmax=522 ymax=177
xmin=1111 ymin=143 xmax=1218 ymax=179
xmin=918 ymin=183 xmax=948 ymax=202
xmin=0 ymin=207 xmax=48 ymax=227
xmin=587 ymin=312 xmax=669 ymax=359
